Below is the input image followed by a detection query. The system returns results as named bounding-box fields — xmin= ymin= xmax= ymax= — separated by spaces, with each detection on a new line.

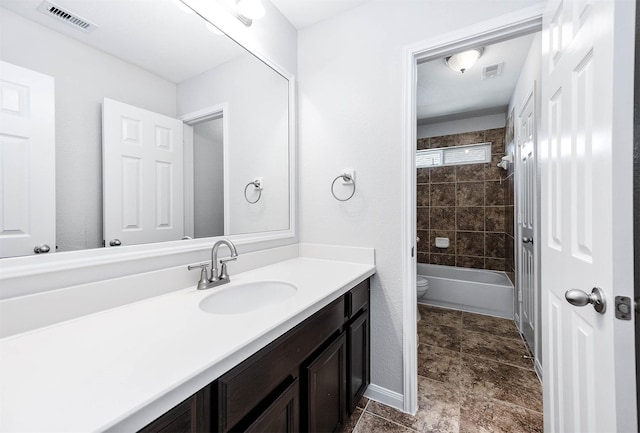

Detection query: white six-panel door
xmin=102 ymin=98 xmax=184 ymax=247
xmin=0 ymin=61 xmax=55 ymax=258
xmin=541 ymin=0 xmax=637 ymax=431
xmin=517 ymin=86 xmax=537 ymax=357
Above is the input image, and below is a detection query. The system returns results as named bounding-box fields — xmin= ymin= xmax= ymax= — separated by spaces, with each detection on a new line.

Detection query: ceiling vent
xmin=481 ymin=62 xmax=504 ymax=80
xmin=37 ymin=1 xmax=97 ymax=33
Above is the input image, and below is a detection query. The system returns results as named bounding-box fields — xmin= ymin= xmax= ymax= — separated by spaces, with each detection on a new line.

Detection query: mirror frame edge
xmin=0 ymin=49 xmax=297 ymax=298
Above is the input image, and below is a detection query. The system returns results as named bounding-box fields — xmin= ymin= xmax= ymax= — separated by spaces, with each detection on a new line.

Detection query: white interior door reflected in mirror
xmin=102 ymin=98 xmax=184 ymax=247
xmin=0 ymin=61 xmax=55 ymax=258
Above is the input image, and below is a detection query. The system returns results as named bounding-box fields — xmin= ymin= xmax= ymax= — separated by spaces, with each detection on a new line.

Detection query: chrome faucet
xmin=187 ymin=239 xmax=238 ymax=290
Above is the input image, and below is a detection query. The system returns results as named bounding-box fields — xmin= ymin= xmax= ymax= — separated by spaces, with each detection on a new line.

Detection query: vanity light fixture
xmin=445 ymin=48 xmax=483 ymax=74
xmin=214 ymin=0 xmax=265 ymax=27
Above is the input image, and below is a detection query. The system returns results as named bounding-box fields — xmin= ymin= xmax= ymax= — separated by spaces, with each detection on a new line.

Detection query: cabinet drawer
xmin=216 ymin=297 xmax=345 ymax=432
xmin=347 ymin=279 xmax=369 ymax=318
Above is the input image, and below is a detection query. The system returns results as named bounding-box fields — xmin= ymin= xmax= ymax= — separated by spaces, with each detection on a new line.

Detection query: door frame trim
xmin=633 ymin=0 xmax=640 ymax=427
xmin=180 ymin=104 xmax=229 ymax=237
xmin=401 ymin=4 xmax=543 ymax=414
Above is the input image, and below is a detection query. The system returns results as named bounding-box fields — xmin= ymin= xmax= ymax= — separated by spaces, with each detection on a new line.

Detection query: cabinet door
xmin=347 ymin=311 xmax=369 ymax=414
xmin=244 ymin=379 xmax=299 ymax=433
xmin=138 ymin=388 xmax=209 ymax=433
xmin=305 ymin=333 xmax=346 ymax=433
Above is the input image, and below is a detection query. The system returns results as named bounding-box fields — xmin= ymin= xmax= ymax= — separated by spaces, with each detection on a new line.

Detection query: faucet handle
xmin=218 ymin=257 xmax=237 ymax=281
xmin=188 ymin=263 xmax=210 ymax=290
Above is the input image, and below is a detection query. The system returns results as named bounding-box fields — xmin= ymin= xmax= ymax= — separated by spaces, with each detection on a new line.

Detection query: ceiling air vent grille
xmin=37 ymin=1 xmax=97 ymax=33
xmin=481 ymin=62 xmax=504 ymax=80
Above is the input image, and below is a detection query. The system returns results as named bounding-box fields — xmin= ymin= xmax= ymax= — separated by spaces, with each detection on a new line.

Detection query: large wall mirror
xmin=0 ymin=0 xmax=291 ymax=259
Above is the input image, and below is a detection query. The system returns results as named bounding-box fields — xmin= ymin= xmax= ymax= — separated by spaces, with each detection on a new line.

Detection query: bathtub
xmin=417 ymin=263 xmax=514 ymax=319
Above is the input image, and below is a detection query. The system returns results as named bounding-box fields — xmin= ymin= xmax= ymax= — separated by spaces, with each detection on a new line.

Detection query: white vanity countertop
xmin=0 ymin=257 xmax=375 ymax=432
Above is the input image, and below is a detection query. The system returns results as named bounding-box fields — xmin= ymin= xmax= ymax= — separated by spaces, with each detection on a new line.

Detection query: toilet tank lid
xmin=417 ymin=276 xmax=429 ymax=286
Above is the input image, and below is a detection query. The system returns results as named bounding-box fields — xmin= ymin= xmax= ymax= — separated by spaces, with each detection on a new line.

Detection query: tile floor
xmin=345 ymin=304 xmax=543 ymax=433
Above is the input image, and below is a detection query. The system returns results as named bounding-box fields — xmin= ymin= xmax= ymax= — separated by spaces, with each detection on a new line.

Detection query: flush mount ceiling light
xmin=445 ymin=48 xmax=483 ymax=74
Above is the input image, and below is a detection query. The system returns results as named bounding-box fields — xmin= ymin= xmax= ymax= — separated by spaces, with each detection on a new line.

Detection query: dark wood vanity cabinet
xmin=345 ymin=280 xmax=370 ymax=415
xmin=138 ymin=386 xmax=210 ymax=433
xmin=139 ymin=278 xmax=370 ymax=433
xmin=304 ymin=332 xmax=347 ymax=433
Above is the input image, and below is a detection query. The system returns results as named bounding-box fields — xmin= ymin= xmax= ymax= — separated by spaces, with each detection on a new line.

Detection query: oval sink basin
xmin=199 ymin=281 xmax=298 ymax=315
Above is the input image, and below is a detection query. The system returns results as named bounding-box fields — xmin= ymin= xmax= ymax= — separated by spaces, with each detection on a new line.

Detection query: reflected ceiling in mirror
xmin=0 ymin=0 xmax=290 ymax=258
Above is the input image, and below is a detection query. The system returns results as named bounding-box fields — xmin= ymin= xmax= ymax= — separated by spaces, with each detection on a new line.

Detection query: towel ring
xmin=244 ymin=180 xmax=262 ymax=204
xmin=331 ymin=174 xmax=356 ymax=202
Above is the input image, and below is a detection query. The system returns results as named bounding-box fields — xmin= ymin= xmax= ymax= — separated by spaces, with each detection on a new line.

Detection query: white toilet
xmin=416 ymin=276 xmax=429 ymax=321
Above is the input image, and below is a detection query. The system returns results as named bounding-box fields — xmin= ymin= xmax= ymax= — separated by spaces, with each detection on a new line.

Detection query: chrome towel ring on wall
xmin=244 ymin=178 xmax=263 ymax=204
xmin=331 ymin=170 xmax=356 ymax=201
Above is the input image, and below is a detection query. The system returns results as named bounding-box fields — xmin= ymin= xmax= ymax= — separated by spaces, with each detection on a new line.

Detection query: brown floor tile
xmin=418 ymin=304 xmax=462 ymax=328
xmin=357 ymin=396 xmax=369 ymax=410
xmin=343 ymin=408 xmax=364 ymax=433
xmin=367 ymin=376 xmax=459 ymax=433
xmin=417 ymin=322 xmax=461 ymax=351
xmin=460 ymin=393 xmax=543 ymax=433
xmin=459 ymin=354 xmax=543 ymax=412
xmin=417 ymin=344 xmax=461 ymax=384
xmin=353 ymin=412 xmax=417 ymax=433
xmin=461 ymin=329 xmax=534 ymax=370
xmin=462 ymin=312 xmax=521 ymax=340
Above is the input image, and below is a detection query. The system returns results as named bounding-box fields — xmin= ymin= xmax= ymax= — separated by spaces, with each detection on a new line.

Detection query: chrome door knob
xmin=34 ymin=244 xmax=51 ymax=254
xmin=565 ymin=287 xmax=606 ymax=314
xmin=522 ymin=237 xmax=533 ymax=244
xmin=109 ymin=239 xmax=122 ymax=246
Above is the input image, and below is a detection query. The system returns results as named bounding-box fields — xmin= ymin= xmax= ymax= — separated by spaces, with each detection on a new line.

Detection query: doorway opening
xmin=181 ymin=105 xmax=229 ymax=238
xmin=400 ymin=5 xmax=543 ymax=419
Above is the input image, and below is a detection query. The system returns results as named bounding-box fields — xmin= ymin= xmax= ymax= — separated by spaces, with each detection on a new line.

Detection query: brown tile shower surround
xmin=343 ymin=305 xmax=543 ymax=433
xmin=416 ymin=128 xmax=515 ymax=274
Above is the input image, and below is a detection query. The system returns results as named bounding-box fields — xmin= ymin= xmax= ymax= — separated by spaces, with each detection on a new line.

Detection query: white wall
xmin=193 ymin=118 xmax=225 ymax=238
xmin=178 ymin=53 xmax=290 ymax=235
xmin=508 ymin=33 xmax=541 ymax=129
xmin=417 ymin=113 xmax=506 ymax=138
xmin=297 ymin=0 xmax=544 ymax=400
xmin=0 ymin=9 xmax=177 ymax=252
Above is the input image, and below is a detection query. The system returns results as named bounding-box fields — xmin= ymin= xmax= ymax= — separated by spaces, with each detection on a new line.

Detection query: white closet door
xmin=0 ymin=61 xmax=55 ymax=258
xmin=517 ymin=86 xmax=537 ymax=356
xmin=102 ymin=98 xmax=184 ymax=247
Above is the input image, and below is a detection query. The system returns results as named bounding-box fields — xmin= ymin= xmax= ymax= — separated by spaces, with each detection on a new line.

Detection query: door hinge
xmin=411 ymin=247 xmax=414 ymax=258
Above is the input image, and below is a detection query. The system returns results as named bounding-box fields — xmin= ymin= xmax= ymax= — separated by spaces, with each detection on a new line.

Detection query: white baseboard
xmin=363 ymin=384 xmax=404 ymax=412
xmin=535 ymin=358 xmax=543 ymax=383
